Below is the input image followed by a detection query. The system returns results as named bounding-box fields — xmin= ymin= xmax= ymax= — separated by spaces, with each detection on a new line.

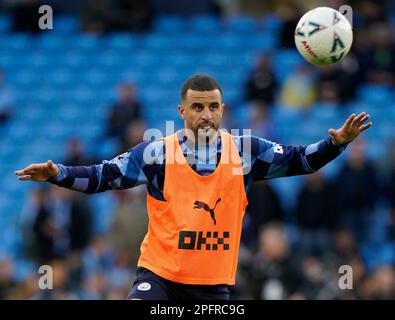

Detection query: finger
xmin=18 ymin=175 xmax=32 ymax=181
xmin=344 ymin=114 xmax=356 ymax=128
xmin=15 ymin=169 xmax=30 ymax=175
xmin=15 ymin=167 xmax=37 ymax=175
xmin=351 ymin=112 xmax=366 ymax=127
xmin=359 ymin=122 xmax=373 ymax=132
xmin=15 ymin=164 xmax=40 ymax=175
xmin=359 ymin=114 xmax=371 ymax=124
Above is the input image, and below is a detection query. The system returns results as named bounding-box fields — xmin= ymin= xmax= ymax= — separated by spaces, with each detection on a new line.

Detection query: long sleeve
xmin=48 ymin=141 xmax=157 ymax=194
xmin=249 ymin=136 xmax=346 ymax=181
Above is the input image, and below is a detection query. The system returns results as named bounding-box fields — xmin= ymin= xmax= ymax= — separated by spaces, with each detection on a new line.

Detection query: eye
xmin=209 ymin=104 xmax=219 ymax=110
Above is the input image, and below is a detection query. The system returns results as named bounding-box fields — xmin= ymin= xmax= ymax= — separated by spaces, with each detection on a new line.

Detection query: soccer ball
xmin=294 ymin=7 xmax=353 ymax=66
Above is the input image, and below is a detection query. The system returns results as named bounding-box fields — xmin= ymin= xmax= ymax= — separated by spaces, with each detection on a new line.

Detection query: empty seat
xmin=153 ymin=15 xmax=186 ymax=32
xmin=357 ymin=84 xmax=393 ymax=106
xmin=189 ymin=15 xmax=221 ymax=32
xmin=225 ymin=16 xmax=256 ymax=32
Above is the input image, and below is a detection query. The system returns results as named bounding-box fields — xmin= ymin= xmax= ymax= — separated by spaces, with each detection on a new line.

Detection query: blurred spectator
xmin=109 ymin=188 xmax=148 ymax=266
xmin=0 ymin=69 xmax=14 ymax=125
xmin=0 ymin=256 xmax=17 ymax=300
xmin=317 ymin=55 xmax=362 ymax=103
xmin=363 ymin=23 xmax=395 ymax=86
xmin=384 ymin=140 xmax=395 ymax=240
xmin=80 ymin=0 xmax=120 ymax=33
xmin=31 ymin=186 xmax=93 ymax=263
xmin=80 ymin=0 xmax=153 ymax=33
xmin=242 ymin=181 xmax=284 ymax=248
xmin=317 ymin=81 xmax=341 ymax=107
xmin=336 ymin=139 xmax=380 ymax=242
xmin=10 ymin=0 xmax=42 ymax=33
xmin=246 ymin=223 xmax=302 ymax=299
xmin=280 ymin=64 xmax=317 ymax=110
xmin=343 ymin=256 xmax=368 ymax=299
xmin=149 ymin=0 xmax=221 ymax=16
xmin=106 ymin=83 xmax=142 ymax=145
xmin=320 ymin=228 xmax=366 ymax=299
xmin=81 ymin=236 xmax=114 ymax=279
xmin=118 ymin=0 xmax=154 ymax=32
xmin=120 ymin=119 xmax=146 ymax=153
xmin=62 ymin=138 xmax=98 ymax=166
xmin=278 ymin=3 xmax=303 ymax=48
xmin=367 ymin=265 xmax=395 ymax=299
xmin=358 ymin=0 xmax=388 ymax=26
xmin=245 ymin=54 xmax=277 ymax=106
xmin=330 ymin=228 xmax=360 ymax=264
xmin=295 ymin=172 xmax=340 ymax=256
xmin=78 ymin=272 xmax=107 ymax=300
xmin=37 ymin=259 xmax=76 ymax=300
xmin=6 ymin=273 xmax=40 ymax=299
xmin=106 ymin=248 xmax=134 ymax=298
xmin=296 ymin=255 xmax=344 ymax=299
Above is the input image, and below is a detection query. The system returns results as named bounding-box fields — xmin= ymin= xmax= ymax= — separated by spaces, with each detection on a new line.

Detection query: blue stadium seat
xmin=70 ymin=35 xmax=102 ymax=50
xmin=153 ymin=15 xmax=186 ymax=32
xmin=91 ymin=204 xmax=116 ymax=240
xmin=258 ymin=14 xmax=283 ymax=33
xmin=271 ymin=105 xmax=305 ymax=124
xmin=105 ymin=33 xmax=139 ymax=49
xmin=361 ymin=242 xmax=395 ymax=273
xmin=226 ymin=16 xmax=256 ymax=32
xmin=144 ymin=33 xmax=175 ymax=50
xmin=250 ymin=33 xmax=278 ymax=51
xmin=0 ymin=34 xmax=31 ymax=50
xmin=25 ymin=52 xmax=57 ymax=68
xmin=306 ymin=104 xmax=341 ymax=123
xmin=357 ymin=84 xmax=393 ymax=106
xmin=271 ymin=176 xmax=303 ymax=212
xmin=273 ymin=49 xmax=305 ymax=82
xmin=189 ymin=15 xmax=221 ymax=32
xmin=36 ymin=34 xmax=73 ymax=50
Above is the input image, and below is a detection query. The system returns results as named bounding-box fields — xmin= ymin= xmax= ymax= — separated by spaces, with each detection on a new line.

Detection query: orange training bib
xmin=138 ymin=131 xmax=248 ymax=285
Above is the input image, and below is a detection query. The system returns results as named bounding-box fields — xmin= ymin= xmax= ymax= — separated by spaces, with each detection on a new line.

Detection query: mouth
xmin=198 ymin=124 xmax=214 ymax=130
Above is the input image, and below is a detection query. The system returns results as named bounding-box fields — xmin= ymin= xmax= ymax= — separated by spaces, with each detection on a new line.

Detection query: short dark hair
xmin=181 ymin=74 xmax=222 ymax=100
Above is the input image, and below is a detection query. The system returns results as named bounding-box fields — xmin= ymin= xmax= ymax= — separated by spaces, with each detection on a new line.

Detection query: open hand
xmin=15 ymin=160 xmax=59 ymax=182
xmin=328 ymin=112 xmax=373 ymax=146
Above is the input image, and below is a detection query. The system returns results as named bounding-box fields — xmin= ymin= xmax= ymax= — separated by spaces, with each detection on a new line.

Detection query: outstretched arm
xmin=15 ymin=140 xmax=159 ymax=194
xmin=249 ymin=112 xmax=373 ymax=181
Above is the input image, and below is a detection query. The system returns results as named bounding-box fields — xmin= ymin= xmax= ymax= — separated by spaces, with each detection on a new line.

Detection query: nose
xmin=201 ymin=107 xmax=213 ymax=121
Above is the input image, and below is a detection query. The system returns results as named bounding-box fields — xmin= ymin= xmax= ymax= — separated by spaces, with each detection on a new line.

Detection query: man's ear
xmin=178 ymin=104 xmax=185 ymax=120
